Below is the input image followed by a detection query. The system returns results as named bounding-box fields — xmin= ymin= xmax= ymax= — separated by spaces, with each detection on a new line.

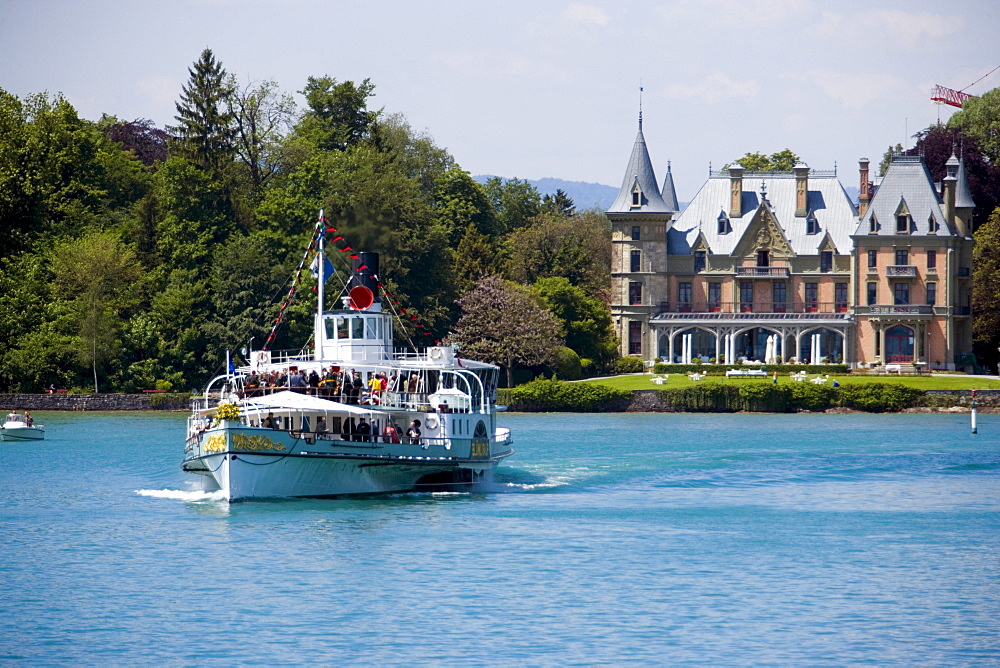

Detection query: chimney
xmin=351 ymin=252 xmax=382 ymax=306
xmin=858 ymin=158 xmax=870 ymax=216
xmin=729 ymin=163 xmax=744 ymax=218
xmin=943 ymin=154 xmax=962 ymax=235
xmin=794 ymin=162 xmax=809 ymax=217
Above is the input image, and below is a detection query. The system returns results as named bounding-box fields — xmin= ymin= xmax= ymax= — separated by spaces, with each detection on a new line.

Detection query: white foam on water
xmin=136 ymin=489 xmax=227 ymax=503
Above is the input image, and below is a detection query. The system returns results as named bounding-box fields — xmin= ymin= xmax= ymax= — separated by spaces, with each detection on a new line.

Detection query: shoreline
xmin=3 ymin=390 xmax=996 ymax=414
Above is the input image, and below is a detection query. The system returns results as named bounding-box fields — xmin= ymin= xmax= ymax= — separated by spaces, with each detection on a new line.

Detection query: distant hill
xmin=474 ymin=175 xmax=619 ymax=212
xmin=474 ymin=175 xmax=692 ymax=212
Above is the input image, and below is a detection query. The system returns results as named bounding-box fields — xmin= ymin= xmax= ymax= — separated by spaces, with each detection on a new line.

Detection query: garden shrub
xmin=837 ymin=383 xmax=922 ymax=412
xmin=548 ymin=346 xmax=583 ymax=381
xmin=507 ymin=378 xmax=631 ymax=411
xmin=615 ymin=356 xmax=645 ymax=374
xmin=788 ymin=382 xmax=837 ymax=411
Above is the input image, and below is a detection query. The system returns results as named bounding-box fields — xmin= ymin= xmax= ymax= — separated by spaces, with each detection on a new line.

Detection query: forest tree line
xmin=0 ymin=49 xmax=617 ymax=393
xmin=1 ymin=48 xmax=998 ymax=393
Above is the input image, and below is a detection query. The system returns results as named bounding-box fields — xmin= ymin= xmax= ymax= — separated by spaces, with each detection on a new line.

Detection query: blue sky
xmin=2 ymin=0 xmax=998 ymax=200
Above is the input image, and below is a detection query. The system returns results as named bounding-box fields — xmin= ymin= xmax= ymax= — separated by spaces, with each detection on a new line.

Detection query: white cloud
xmin=670 ymin=72 xmax=760 ymax=104
xmin=562 ymin=2 xmax=610 ymax=26
xmin=811 ymin=8 xmax=961 ymax=51
xmin=807 ymin=70 xmax=907 ymax=110
xmin=138 ymin=76 xmax=181 ymax=109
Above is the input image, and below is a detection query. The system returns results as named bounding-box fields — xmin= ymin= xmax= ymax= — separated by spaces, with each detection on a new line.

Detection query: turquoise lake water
xmin=1 ymin=411 xmax=998 ymax=664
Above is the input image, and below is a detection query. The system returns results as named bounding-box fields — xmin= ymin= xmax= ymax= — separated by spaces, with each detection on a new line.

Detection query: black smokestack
xmin=352 ymin=252 xmax=381 ymax=303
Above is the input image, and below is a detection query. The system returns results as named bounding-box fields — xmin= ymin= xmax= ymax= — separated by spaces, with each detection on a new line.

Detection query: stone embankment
xmin=0 ymin=393 xmax=189 ymax=411
xmin=624 ymin=389 xmax=1000 ymax=413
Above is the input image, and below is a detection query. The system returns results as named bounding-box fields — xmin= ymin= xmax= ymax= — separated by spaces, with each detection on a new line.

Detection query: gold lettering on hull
xmin=202 ymin=432 xmax=287 ymax=453
xmin=471 ymin=439 xmax=490 ymax=459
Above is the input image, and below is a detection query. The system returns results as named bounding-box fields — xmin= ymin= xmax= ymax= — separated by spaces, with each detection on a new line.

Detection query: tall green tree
xmin=972 ymin=206 xmax=1000 ymax=373
xmin=731 ymin=149 xmax=799 ymax=171
xmin=948 ymin=87 xmax=1000 ymax=164
xmin=296 ymin=76 xmax=378 ymax=152
xmin=51 ymin=231 xmax=141 ymax=392
xmin=542 ymin=188 xmax=576 ymax=216
xmin=231 ymin=79 xmax=296 ymax=197
xmin=483 ymin=177 xmax=541 ymax=235
xmin=168 ymin=48 xmax=236 ymax=173
xmin=532 ymin=276 xmax=618 ymax=370
xmin=433 ymin=167 xmax=500 ymax=244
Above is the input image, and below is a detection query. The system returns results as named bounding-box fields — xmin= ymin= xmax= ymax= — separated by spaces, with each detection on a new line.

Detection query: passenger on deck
xmin=383 ymin=422 xmax=400 ymax=443
xmin=263 ymin=412 xmax=280 ymax=429
xmin=315 ymin=416 xmax=328 ymax=433
xmin=23 ymin=412 xmax=33 ymax=427
xmin=356 ymin=418 xmax=371 ymax=442
xmin=407 ymin=419 xmax=422 ymax=446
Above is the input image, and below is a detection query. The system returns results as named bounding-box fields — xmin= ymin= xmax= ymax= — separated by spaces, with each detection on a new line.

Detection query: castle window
xmin=629 ymin=281 xmax=642 ymax=305
xmin=773 ymin=282 xmax=786 ymax=312
xmin=632 ymin=190 xmax=641 ymax=207
xmin=867 ymin=282 xmax=877 ymax=306
xmin=708 ymin=282 xmax=721 ymax=310
xmin=927 ymin=250 xmax=936 ymax=269
xmin=896 ymin=214 xmax=909 ymax=234
xmin=895 ymin=250 xmax=909 ymax=266
xmin=868 ymin=250 xmax=877 ymax=268
xmin=928 ymin=214 xmax=938 ymax=234
xmin=739 ymin=281 xmax=753 ymax=312
xmin=894 ymin=283 xmax=909 ymax=305
xmin=806 ymin=212 xmax=819 ymax=235
xmin=757 ymin=250 xmax=769 ymax=267
xmin=694 ymin=250 xmax=706 ymax=273
xmin=820 ymin=251 xmax=833 ymax=273
xmin=805 ymin=283 xmax=818 ymax=311
xmin=869 ymin=215 xmax=878 ymax=234
xmin=678 ymin=282 xmax=692 ymax=311
xmin=630 ymin=250 xmax=641 ymax=272
xmin=835 ymin=283 xmax=848 ymax=312
xmin=927 ymin=282 xmax=936 ymax=306
xmin=628 ymin=321 xmax=642 ymax=355
xmin=631 ymin=225 xmax=640 ymax=241
xmin=718 ymin=212 xmax=730 ymax=235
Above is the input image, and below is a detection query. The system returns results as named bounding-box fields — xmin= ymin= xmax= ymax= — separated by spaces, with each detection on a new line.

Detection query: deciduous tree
xmin=448 ymin=275 xmax=562 ymax=387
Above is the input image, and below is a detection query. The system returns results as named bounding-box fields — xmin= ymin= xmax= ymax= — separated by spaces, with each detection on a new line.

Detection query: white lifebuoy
xmin=425 ymin=415 xmax=439 ymax=430
xmin=429 ymin=347 xmax=443 ymax=360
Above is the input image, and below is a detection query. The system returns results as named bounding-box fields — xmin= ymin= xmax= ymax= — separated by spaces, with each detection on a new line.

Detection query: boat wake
xmin=136 ymin=489 xmax=228 ymax=503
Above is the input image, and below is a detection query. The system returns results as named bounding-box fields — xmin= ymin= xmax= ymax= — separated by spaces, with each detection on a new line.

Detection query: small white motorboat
xmin=1 ymin=414 xmax=45 ymax=441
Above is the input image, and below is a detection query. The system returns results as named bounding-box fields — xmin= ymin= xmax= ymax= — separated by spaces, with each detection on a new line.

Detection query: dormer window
xmin=717 ymin=212 xmax=730 ymax=235
xmin=895 ymin=200 xmax=911 ymax=234
xmin=631 ymin=184 xmax=642 ymax=208
xmin=806 ymin=212 xmax=819 ymax=235
xmin=869 ymin=214 xmax=878 ymax=234
xmin=928 ymin=214 xmax=938 ymax=234
xmin=632 ymin=191 xmax=640 ymax=206
xmin=694 ymin=250 xmax=706 ymax=273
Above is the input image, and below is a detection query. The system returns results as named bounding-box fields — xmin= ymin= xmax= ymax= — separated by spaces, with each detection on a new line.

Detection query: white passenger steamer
xmin=182 ymin=217 xmax=513 ymax=501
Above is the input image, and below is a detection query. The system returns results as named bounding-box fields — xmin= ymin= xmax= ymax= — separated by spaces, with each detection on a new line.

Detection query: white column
xmin=668 ymin=331 xmax=675 ymax=364
xmin=715 ymin=331 xmax=721 ymax=363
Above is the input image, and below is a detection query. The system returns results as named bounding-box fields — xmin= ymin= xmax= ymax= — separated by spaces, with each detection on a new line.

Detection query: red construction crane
xmin=932 ymin=65 xmax=1000 ymax=108
xmin=931 ymin=84 xmax=975 ymax=108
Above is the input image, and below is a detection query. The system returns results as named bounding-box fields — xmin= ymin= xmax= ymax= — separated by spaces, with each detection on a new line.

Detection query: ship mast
xmin=314 ymin=209 xmax=325 ymax=361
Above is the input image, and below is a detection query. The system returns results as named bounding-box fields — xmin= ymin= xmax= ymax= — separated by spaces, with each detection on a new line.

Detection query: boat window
xmin=365 ymin=317 xmax=378 ymax=340
xmin=324 ymin=318 xmax=337 ymax=340
xmin=301 ymin=416 xmax=310 ymax=432
xmin=337 ymin=318 xmax=349 ymax=339
xmin=352 ymin=317 xmax=364 ymax=339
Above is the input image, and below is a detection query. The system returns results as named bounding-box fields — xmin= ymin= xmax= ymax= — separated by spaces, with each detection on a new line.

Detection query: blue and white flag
xmin=310 ymin=255 xmax=335 ymax=283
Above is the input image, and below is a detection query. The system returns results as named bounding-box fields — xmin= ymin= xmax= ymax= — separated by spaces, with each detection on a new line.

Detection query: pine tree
xmin=169 ymin=48 xmax=235 ymax=172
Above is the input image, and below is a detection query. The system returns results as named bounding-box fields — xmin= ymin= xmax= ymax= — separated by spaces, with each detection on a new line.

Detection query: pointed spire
xmin=955 ymin=157 xmax=975 ymax=209
xmin=660 ymin=160 xmax=680 ymax=212
xmin=607 ymin=123 xmax=669 ymax=213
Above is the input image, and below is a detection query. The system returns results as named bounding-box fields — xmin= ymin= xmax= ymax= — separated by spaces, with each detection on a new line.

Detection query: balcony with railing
xmin=735 ymin=266 xmax=790 ymax=278
xmin=862 ymin=304 xmax=933 ymax=315
xmin=658 ymin=301 xmax=849 ymax=318
xmin=886 ymin=265 xmax=917 ymax=277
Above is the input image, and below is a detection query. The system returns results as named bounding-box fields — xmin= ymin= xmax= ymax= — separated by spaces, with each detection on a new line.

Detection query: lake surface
xmin=1 ymin=411 xmax=998 ymax=664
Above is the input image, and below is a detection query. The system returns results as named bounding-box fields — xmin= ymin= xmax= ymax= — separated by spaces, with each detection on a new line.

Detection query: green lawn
xmin=581 ymin=372 xmax=1000 ymax=391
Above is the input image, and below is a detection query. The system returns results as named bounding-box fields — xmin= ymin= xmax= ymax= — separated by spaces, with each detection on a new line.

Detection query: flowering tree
xmin=448 ymin=275 xmax=562 ymax=387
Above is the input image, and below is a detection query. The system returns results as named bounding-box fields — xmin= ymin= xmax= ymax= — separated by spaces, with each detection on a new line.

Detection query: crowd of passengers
xmin=259 ymin=411 xmax=424 ymax=446
xmin=242 ymin=367 xmax=425 ymax=406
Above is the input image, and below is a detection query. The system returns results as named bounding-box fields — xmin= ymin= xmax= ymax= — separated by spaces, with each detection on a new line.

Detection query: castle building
xmin=609 ymin=122 xmax=975 ymax=369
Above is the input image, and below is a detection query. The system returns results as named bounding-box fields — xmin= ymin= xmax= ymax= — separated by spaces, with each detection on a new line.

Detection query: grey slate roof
xmin=667 ymin=170 xmax=858 ymax=256
xmin=956 ymin=158 xmax=975 ymax=209
xmin=660 ymin=162 xmax=680 ymax=212
xmin=607 ymin=129 xmax=670 ymax=213
xmin=855 ymin=155 xmax=955 ymax=237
